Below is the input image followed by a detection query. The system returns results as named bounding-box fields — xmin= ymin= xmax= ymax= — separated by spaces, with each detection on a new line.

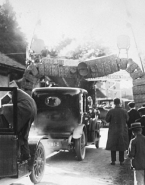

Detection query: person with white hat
xmin=128 ymin=122 xmax=145 ymax=185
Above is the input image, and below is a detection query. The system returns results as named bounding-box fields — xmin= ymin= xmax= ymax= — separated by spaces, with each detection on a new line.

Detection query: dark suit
xmin=136 ymin=116 xmax=145 ymax=136
xmin=127 ymin=108 xmax=140 ymax=141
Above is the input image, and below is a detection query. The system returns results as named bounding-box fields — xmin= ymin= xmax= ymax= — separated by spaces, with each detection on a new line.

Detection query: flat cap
xmin=138 ymin=107 xmax=145 ymax=113
xmin=128 ymin=101 xmax=135 ymax=107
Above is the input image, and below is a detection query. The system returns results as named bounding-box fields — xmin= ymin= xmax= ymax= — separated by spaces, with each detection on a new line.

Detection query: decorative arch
xmin=21 ymin=55 xmax=145 ymax=108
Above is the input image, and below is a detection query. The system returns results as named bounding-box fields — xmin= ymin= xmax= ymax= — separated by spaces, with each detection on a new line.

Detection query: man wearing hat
xmin=128 ymin=122 xmax=145 ymax=185
xmin=127 ymin=102 xmax=140 ymax=142
xmin=106 ymin=98 xmax=129 ymax=165
xmin=136 ymin=107 xmax=145 ymax=136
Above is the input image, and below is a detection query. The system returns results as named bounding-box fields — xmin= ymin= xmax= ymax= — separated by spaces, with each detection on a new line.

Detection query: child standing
xmin=128 ymin=122 xmax=145 ymax=185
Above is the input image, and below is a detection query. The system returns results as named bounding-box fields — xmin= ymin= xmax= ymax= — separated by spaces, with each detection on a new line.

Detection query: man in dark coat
xmin=127 ymin=102 xmax=140 ymax=142
xmin=136 ymin=107 xmax=145 ymax=136
xmin=106 ymin=98 xmax=129 ymax=165
xmin=1 ymin=80 xmax=37 ymax=161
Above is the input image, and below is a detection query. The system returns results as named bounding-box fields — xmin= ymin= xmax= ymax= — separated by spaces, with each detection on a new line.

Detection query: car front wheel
xmin=29 ymin=142 xmax=46 ymax=184
xmin=75 ymin=131 xmax=86 ymax=161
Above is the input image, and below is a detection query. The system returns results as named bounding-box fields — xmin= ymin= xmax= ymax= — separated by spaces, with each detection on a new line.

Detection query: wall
xmin=0 ymin=74 xmax=9 ymax=98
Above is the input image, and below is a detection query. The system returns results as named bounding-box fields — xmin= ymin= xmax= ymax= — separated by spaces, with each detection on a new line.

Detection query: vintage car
xmin=0 ymin=87 xmax=46 ymax=184
xmin=32 ymin=87 xmax=101 ymax=161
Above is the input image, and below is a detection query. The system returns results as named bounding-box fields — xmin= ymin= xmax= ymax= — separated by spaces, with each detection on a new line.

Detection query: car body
xmin=32 ymin=87 xmax=101 ymax=160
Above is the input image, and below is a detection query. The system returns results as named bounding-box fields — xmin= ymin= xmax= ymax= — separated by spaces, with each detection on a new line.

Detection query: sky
xmin=0 ymin=0 xmax=145 ymax=68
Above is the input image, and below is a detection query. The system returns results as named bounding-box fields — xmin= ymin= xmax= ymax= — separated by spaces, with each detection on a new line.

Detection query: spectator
xmin=105 ymin=98 xmax=129 ymax=165
xmin=136 ymin=107 xmax=145 ymax=136
xmin=127 ymin=102 xmax=140 ymax=142
xmin=128 ymin=122 xmax=145 ymax=185
xmin=87 ymin=96 xmax=93 ymax=108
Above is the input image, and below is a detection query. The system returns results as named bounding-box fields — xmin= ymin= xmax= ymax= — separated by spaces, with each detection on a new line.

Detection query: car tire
xmin=29 ymin=142 xmax=46 ymax=184
xmin=94 ymin=130 xmax=100 ymax=148
xmin=90 ymin=121 xmax=96 ymax=141
xmin=75 ymin=131 xmax=86 ymax=161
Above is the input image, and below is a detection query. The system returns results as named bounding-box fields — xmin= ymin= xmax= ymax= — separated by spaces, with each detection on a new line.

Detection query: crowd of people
xmin=105 ymin=98 xmax=145 ymax=185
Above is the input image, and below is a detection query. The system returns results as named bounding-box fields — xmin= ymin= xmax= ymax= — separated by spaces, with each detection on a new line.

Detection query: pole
xmin=124 ymin=0 xmax=144 ymax=72
xmin=129 ymin=24 xmax=144 ymax=72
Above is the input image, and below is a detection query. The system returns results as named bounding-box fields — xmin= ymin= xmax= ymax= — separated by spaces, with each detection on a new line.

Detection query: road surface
xmin=1 ymin=128 xmax=133 ymax=185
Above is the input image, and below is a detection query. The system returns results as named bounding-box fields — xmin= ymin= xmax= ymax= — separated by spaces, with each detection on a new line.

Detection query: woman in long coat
xmin=106 ymin=98 xmax=129 ymax=165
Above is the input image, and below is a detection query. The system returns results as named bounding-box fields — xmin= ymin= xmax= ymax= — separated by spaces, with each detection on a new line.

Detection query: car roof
xmin=32 ymin=87 xmax=88 ymax=95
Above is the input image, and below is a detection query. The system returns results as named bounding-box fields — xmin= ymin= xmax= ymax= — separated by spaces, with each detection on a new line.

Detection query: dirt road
xmin=7 ymin=128 xmax=134 ymax=185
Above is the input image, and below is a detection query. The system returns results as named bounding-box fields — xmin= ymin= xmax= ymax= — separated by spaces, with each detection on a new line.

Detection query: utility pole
xmin=124 ymin=0 xmax=144 ymax=72
xmin=128 ymin=23 xmax=144 ymax=72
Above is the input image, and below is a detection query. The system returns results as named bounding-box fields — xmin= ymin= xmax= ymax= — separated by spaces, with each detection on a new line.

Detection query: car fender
xmin=73 ymin=124 xmax=85 ymax=139
xmin=28 ymin=135 xmax=48 ymax=169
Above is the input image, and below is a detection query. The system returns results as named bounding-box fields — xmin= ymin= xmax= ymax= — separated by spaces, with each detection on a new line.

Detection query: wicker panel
xmin=70 ymin=66 xmax=77 ymax=74
xmin=96 ymin=59 xmax=105 ymax=77
xmin=42 ymin=57 xmax=52 ymax=65
xmin=37 ymin=63 xmax=45 ymax=76
xmin=0 ymin=135 xmax=17 ymax=177
xmin=44 ymin=62 xmax=52 ymax=76
xmin=140 ymin=85 xmax=145 ymax=94
xmin=51 ymin=65 xmax=59 ymax=76
xmin=117 ymin=58 xmax=128 ymax=70
xmin=135 ymin=102 xmax=143 ymax=109
xmin=103 ymin=60 xmax=112 ymax=76
xmin=110 ymin=59 xmax=119 ymax=73
xmin=126 ymin=61 xmax=138 ymax=74
xmin=133 ymin=86 xmax=141 ymax=95
xmin=133 ymin=77 xmax=145 ymax=86
xmin=90 ymin=65 xmax=99 ymax=78
xmin=59 ymin=66 xmax=65 ymax=77
xmin=63 ymin=66 xmax=71 ymax=77
xmin=130 ymin=69 xmax=144 ymax=80
xmin=69 ymin=67 xmax=77 ymax=78
xmin=134 ymin=94 xmax=145 ymax=103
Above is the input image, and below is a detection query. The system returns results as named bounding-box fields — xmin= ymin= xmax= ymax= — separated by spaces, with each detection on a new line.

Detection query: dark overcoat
xmin=106 ymin=105 xmax=129 ymax=151
xmin=2 ymin=89 xmax=37 ymax=132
